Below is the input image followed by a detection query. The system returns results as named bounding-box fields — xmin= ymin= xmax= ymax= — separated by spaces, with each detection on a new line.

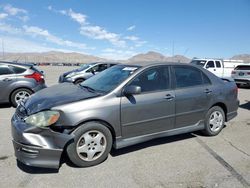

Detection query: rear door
xmin=0 ymin=65 xmax=16 ymax=102
xmin=121 ymin=66 xmax=175 ymax=138
xmin=215 ymin=61 xmax=223 ymax=77
xmin=173 ymin=65 xmax=211 ymax=128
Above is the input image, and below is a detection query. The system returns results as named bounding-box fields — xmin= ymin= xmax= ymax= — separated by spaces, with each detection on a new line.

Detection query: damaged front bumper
xmin=11 ymin=113 xmax=73 ymax=169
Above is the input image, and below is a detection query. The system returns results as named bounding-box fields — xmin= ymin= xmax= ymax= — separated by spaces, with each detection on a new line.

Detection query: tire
xmin=202 ymin=106 xmax=225 ymax=136
xmin=66 ymin=122 xmax=113 ymax=167
xmin=74 ymin=79 xmax=84 ymax=84
xmin=10 ymin=88 xmax=33 ymax=107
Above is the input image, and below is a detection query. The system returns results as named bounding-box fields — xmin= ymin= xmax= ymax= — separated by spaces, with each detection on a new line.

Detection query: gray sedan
xmin=11 ymin=63 xmax=239 ymax=168
xmin=0 ymin=61 xmax=46 ymax=107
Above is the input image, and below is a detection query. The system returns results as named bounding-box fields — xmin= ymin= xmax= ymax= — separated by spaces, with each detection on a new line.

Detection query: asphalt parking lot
xmin=0 ymin=66 xmax=249 ymax=188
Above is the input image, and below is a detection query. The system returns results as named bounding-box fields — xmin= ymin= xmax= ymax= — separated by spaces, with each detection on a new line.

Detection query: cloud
xmin=3 ymin=4 xmax=27 ymax=16
xmin=0 ymin=36 xmax=87 ymax=53
xmin=80 ymin=26 xmax=126 ymax=47
xmin=0 ymin=13 xmax=8 ymax=19
xmin=54 ymin=8 xmax=126 ymax=47
xmin=23 ymin=25 xmax=91 ymax=50
xmin=127 ymin=25 xmax=136 ymax=31
xmin=68 ymin=9 xmax=87 ymax=25
xmin=0 ymin=23 xmax=22 ymax=35
xmin=124 ymin=36 xmax=139 ymax=41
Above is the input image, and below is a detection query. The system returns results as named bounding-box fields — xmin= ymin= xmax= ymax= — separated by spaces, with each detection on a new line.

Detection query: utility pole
xmin=172 ymin=41 xmax=175 ymax=57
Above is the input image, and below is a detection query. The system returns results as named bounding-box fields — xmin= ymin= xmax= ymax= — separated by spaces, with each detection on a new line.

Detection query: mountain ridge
xmin=0 ymin=51 xmax=249 ymax=64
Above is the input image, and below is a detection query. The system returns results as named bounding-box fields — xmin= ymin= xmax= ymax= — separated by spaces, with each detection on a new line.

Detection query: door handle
xmin=164 ymin=94 xmax=175 ymax=100
xmin=214 ymin=69 xmax=216 ymax=71
xmin=204 ymin=89 xmax=212 ymax=94
xmin=2 ymin=78 xmax=12 ymax=82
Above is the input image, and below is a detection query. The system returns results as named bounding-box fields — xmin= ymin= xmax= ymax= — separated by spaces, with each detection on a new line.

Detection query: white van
xmin=190 ymin=58 xmax=249 ymax=78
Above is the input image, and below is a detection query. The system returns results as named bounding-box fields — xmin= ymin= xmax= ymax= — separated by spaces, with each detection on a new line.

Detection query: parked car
xmin=0 ymin=61 xmax=46 ymax=107
xmin=58 ymin=62 xmax=118 ymax=84
xmin=12 ymin=63 xmax=239 ymax=168
xmin=190 ymin=58 xmax=250 ymax=79
xmin=231 ymin=65 xmax=250 ymax=87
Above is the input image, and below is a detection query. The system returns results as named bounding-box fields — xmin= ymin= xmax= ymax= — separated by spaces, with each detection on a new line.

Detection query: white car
xmin=231 ymin=65 xmax=250 ymax=87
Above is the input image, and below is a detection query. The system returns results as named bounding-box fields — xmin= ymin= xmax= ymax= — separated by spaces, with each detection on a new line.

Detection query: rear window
xmin=31 ymin=66 xmax=43 ymax=73
xmin=235 ymin=65 xmax=250 ymax=70
xmin=10 ymin=65 xmax=27 ymax=74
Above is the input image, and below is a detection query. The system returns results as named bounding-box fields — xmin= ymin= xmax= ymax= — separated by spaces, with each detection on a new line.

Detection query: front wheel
xmin=66 ymin=122 xmax=113 ymax=167
xmin=202 ymin=106 xmax=225 ymax=136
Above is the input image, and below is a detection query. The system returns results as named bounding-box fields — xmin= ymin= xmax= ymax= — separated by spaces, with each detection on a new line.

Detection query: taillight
xmin=247 ymin=72 xmax=250 ymax=75
xmin=25 ymin=72 xmax=44 ymax=82
xmin=231 ymin=71 xmax=236 ymax=74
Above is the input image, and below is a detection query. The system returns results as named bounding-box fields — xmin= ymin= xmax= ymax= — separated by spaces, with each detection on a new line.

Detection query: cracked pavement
xmin=0 ymin=66 xmax=249 ymax=188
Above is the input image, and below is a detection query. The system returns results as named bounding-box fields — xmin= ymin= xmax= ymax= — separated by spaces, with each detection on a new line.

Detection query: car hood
xmin=24 ymin=83 xmax=100 ymax=115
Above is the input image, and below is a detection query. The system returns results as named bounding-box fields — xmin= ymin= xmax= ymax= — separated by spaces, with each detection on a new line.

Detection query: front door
xmin=121 ymin=66 xmax=175 ymax=138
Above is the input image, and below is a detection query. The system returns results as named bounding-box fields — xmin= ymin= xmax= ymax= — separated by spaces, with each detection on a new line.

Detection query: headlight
xmin=25 ymin=111 xmax=60 ymax=127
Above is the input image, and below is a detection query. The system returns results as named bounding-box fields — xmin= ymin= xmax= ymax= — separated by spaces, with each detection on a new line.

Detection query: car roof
xmin=0 ymin=61 xmax=33 ymax=68
xmin=128 ymin=62 xmax=191 ymax=68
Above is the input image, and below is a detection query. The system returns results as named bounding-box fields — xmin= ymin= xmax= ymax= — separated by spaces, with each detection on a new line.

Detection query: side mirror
xmin=124 ymin=85 xmax=141 ymax=95
xmin=205 ymin=64 xmax=210 ymax=69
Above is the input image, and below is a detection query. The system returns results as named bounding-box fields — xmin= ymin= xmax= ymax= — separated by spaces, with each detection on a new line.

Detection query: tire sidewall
xmin=204 ymin=106 xmax=225 ymax=136
xmin=67 ymin=122 xmax=113 ymax=167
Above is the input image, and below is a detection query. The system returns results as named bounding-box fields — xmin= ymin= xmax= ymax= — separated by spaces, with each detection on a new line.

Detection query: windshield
xmin=76 ymin=63 xmax=95 ymax=71
xmin=80 ymin=65 xmax=140 ymax=93
xmin=190 ymin=60 xmax=207 ymax=66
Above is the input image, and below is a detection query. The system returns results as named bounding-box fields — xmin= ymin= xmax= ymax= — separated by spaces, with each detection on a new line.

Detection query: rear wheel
xmin=66 ymin=122 xmax=113 ymax=167
xmin=10 ymin=88 xmax=33 ymax=107
xmin=202 ymin=106 xmax=225 ymax=136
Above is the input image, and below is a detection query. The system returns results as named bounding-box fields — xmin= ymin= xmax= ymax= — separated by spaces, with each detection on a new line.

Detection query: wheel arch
xmin=71 ymin=119 xmax=117 ymax=144
xmin=210 ymin=102 xmax=228 ymax=121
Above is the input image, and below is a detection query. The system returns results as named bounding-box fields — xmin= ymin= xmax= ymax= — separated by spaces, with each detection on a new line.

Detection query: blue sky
xmin=0 ymin=0 xmax=249 ymax=60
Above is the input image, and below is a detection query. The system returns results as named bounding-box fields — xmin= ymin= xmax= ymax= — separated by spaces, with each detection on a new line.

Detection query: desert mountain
xmin=126 ymin=51 xmax=190 ymax=65
xmin=231 ymin=54 xmax=250 ymax=62
xmin=1 ymin=51 xmax=248 ymax=64
xmin=1 ymin=51 xmax=105 ymax=64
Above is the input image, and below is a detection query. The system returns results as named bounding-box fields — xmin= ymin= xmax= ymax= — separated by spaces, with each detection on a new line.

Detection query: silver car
xmin=11 ymin=63 xmax=239 ymax=169
xmin=231 ymin=65 xmax=250 ymax=87
xmin=58 ymin=62 xmax=118 ymax=84
xmin=0 ymin=61 xmax=46 ymax=107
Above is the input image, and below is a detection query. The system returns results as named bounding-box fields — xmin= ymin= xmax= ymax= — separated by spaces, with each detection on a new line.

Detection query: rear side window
xmin=215 ymin=61 xmax=221 ymax=68
xmin=0 ymin=66 xmax=13 ymax=75
xmin=174 ymin=66 xmax=203 ymax=88
xmin=129 ymin=66 xmax=170 ymax=93
xmin=235 ymin=65 xmax=250 ymax=70
xmin=10 ymin=66 xmax=26 ymax=74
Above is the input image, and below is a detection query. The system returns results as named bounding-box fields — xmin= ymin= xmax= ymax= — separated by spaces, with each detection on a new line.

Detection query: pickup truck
xmin=190 ymin=58 xmax=249 ymax=79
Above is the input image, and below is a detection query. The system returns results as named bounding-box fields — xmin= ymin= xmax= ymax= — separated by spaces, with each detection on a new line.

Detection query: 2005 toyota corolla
xmin=11 ymin=63 xmax=239 ymax=168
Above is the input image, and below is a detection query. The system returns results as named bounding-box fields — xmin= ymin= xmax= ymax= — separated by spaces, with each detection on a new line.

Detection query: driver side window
xmin=129 ymin=66 xmax=170 ymax=93
xmin=206 ymin=61 xmax=215 ymax=68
